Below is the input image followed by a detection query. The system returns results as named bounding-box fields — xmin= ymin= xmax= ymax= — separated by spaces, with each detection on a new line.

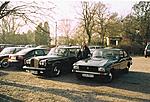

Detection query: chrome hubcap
xmin=54 ymin=66 xmax=60 ymax=75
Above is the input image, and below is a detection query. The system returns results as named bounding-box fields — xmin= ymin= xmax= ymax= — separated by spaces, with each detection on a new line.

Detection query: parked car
xmin=72 ymin=48 xmax=132 ymax=83
xmin=23 ymin=46 xmax=81 ymax=77
xmin=89 ymin=45 xmax=104 ymax=54
xmin=0 ymin=44 xmax=15 ymax=52
xmin=144 ymin=43 xmax=150 ymax=58
xmin=25 ymin=44 xmax=37 ymax=48
xmin=8 ymin=48 xmax=48 ymax=69
xmin=0 ymin=47 xmax=25 ymax=68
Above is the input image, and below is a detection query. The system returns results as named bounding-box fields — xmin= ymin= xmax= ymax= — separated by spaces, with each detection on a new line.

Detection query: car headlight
xmin=98 ymin=67 xmax=105 ymax=72
xmin=73 ymin=65 xmax=79 ymax=70
xmin=39 ymin=60 xmax=47 ymax=66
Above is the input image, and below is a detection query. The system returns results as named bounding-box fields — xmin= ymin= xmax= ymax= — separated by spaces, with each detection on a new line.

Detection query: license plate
xmin=31 ymin=71 xmax=38 ymax=74
xmin=82 ymin=74 xmax=94 ymax=78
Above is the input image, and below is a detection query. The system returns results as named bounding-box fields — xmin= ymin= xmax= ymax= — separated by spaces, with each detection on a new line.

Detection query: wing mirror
xmin=88 ymin=53 xmax=92 ymax=58
xmin=115 ymin=56 xmax=121 ymax=60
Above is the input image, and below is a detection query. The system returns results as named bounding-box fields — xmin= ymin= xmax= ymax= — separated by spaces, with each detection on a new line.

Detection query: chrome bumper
xmin=23 ymin=66 xmax=46 ymax=71
xmin=72 ymin=70 xmax=108 ymax=75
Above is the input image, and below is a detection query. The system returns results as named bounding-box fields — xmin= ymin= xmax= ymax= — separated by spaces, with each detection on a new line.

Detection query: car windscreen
xmin=16 ymin=48 xmax=33 ymax=55
xmin=147 ymin=44 xmax=150 ymax=49
xmin=92 ymin=49 xmax=120 ymax=59
xmin=47 ymin=48 xmax=68 ymax=56
xmin=0 ymin=47 xmax=15 ymax=54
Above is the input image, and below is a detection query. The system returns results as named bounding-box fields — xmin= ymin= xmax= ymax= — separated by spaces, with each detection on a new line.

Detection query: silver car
xmin=144 ymin=44 xmax=150 ymax=58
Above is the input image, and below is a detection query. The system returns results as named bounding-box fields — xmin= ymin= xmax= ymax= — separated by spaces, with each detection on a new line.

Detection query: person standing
xmin=81 ymin=42 xmax=91 ymax=59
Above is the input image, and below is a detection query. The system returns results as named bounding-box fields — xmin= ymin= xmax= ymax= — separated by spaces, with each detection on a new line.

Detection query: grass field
xmin=0 ymin=57 xmax=150 ymax=102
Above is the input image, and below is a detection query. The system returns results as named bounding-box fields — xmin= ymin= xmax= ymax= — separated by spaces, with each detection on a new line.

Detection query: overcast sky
xmin=11 ymin=0 xmax=141 ymax=34
xmin=54 ymin=0 xmax=140 ymax=21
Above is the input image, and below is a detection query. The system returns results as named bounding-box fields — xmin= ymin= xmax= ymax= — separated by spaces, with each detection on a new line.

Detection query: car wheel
xmin=1 ymin=58 xmax=9 ymax=68
xmin=51 ymin=63 xmax=61 ymax=77
xmin=124 ymin=63 xmax=130 ymax=73
xmin=124 ymin=68 xmax=129 ymax=73
xmin=104 ymin=72 xmax=113 ymax=83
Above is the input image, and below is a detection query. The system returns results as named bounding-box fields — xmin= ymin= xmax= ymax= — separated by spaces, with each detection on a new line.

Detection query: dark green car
xmin=72 ymin=48 xmax=132 ymax=82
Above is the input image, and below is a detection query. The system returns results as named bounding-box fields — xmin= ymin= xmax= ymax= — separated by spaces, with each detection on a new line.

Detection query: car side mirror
xmin=115 ymin=56 xmax=121 ymax=60
xmin=88 ymin=53 xmax=92 ymax=57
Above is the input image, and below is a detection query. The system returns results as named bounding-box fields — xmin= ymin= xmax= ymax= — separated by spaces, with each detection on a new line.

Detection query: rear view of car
xmin=144 ymin=44 xmax=150 ymax=58
xmin=0 ymin=47 xmax=24 ymax=68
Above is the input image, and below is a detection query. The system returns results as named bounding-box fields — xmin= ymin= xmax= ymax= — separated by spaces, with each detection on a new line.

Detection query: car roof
xmin=57 ymin=46 xmax=80 ymax=49
xmin=16 ymin=48 xmax=46 ymax=55
xmin=4 ymin=47 xmax=25 ymax=49
xmin=101 ymin=48 xmax=123 ymax=51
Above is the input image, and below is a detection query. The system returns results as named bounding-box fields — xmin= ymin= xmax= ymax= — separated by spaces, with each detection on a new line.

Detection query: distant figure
xmin=82 ymin=42 xmax=91 ymax=59
xmin=77 ymin=42 xmax=91 ymax=59
xmin=77 ymin=49 xmax=82 ymax=60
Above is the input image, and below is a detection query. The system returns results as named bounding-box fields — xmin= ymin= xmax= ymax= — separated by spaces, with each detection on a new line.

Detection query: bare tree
xmin=0 ymin=1 xmax=12 ymax=19
xmin=0 ymin=1 xmax=54 ymax=33
xmin=94 ymin=2 xmax=108 ymax=45
xmin=133 ymin=1 xmax=150 ymax=43
xmin=0 ymin=1 xmax=54 ymax=44
xmin=58 ymin=19 xmax=75 ymax=45
xmin=79 ymin=1 xmax=97 ymax=44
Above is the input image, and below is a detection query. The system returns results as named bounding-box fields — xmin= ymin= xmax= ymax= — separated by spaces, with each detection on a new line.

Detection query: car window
xmin=123 ymin=51 xmax=128 ymax=57
xmin=26 ymin=51 xmax=35 ymax=59
xmin=14 ymin=48 xmax=24 ymax=53
xmin=34 ymin=49 xmax=45 ymax=56
xmin=120 ymin=51 xmax=124 ymax=58
xmin=147 ymin=44 xmax=150 ymax=49
xmin=0 ymin=47 xmax=15 ymax=54
xmin=69 ymin=48 xmax=78 ymax=56
xmin=48 ymin=48 xmax=67 ymax=56
xmin=92 ymin=49 xmax=119 ymax=59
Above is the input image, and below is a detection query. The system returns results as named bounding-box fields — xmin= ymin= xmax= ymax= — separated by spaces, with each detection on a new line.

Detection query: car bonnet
xmin=75 ymin=58 xmax=109 ymax=67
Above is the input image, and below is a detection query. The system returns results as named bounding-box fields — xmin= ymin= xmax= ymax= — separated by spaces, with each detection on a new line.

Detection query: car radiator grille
xmin=79 ymin=66 xmax=98 ymax=72
xmin=30 ymin=59 xmax=39 ymax=68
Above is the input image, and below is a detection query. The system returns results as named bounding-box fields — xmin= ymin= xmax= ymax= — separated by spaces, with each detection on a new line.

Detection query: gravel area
xmin=0 ymin=57 xmax=150 ymax=102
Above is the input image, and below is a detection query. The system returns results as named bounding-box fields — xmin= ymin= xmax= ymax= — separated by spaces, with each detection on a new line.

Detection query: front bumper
xmin=72 ymin=70 xmax=108 ymax=76
xmin=23 ymin=66 xmax=47 ymax=75
xmin=23 ymin=66 xmax=46 ymax=71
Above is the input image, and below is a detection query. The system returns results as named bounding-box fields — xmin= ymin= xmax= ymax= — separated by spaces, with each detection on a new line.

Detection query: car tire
xmin=104 ymin=72 xmax=113 ymax=83
xmin=51 ymin=63 xmax=61 ymax=77
xmin=124 ymin=63 xmax=130 ymax=73
xmin=124 ymin=68 xmax=129 ymax=73
xmin=1 ymin=58 xmax=9 ymax=68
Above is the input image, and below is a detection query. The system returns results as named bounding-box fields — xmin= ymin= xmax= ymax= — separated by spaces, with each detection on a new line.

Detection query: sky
xmin=49 ymin=0 xmax=140 ymax=37
xmin=54 ymin=0 xmax=139 ymax=21
xmin=4 ymin=0 xmax=142 ymax=35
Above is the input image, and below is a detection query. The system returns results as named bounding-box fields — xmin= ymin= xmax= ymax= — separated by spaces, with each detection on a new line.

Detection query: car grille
xmin=79 ymin=66 xmax=98 ymax=72
xmin=30 ymin=59 xmax=39 ymax=68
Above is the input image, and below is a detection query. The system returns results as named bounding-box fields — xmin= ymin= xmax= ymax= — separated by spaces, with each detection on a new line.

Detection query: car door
xmin=119 ymin=50 xmax=127 ymax=69
xmin=123 ymin=51 xmax=130 ymax=69
xmin=63 ymin=48 xmax=78 ymax=72
xmin=25 ymin=50 xmax=35 ymax=60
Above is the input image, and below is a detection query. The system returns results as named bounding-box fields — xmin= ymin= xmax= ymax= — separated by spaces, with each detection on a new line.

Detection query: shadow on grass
xmin=40 ymin=71 xmax=150 ymax=94
xmin=0 ymin=71 xmax=9 ymax=77
xmin=0 ymin=80 xmax=149 ymax=102
xmin=0 ymin=94 xmax=22 ymax=102
xmin=107 ymin=71 xmax=150 ymax=94
xmin=0 ymin=67 xmax=24 ymax=72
